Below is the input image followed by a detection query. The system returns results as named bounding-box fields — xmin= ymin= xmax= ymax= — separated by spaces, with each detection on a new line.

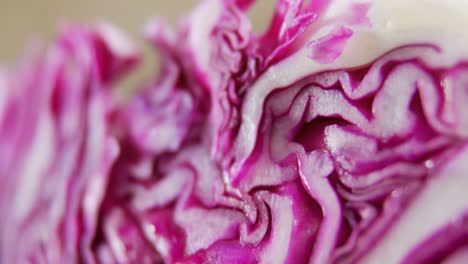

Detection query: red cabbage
xmin=0 ymin=23 xmax=138 ymax=263
xmin=1 ymin=0 xmax=468 ymax=263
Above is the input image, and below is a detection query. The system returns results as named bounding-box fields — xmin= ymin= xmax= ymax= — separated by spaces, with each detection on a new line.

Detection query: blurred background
xmin=0 ymin=0 xmax=274 ymax=90
xmin=1 ymin=0 xmax=192 ymax=62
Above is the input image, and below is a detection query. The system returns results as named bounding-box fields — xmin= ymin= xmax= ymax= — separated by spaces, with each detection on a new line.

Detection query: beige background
xmin=0 ymin=1 xmax=274 ymax=61
xmin=0 ymin=0 xmax=273 ymax=90
xmin=0 ymin=0 xmax=195 ymax=63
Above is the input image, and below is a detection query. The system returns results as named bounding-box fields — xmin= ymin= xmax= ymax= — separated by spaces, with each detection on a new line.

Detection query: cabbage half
xmin=1 ymin=0 xmax=468 ymax=263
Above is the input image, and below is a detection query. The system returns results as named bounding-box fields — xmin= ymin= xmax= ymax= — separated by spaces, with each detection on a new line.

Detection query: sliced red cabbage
xmin=1 ymin=0 xmax=468 ymax=263
xmin=0 ymin=23 xmax=138 ymax=263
